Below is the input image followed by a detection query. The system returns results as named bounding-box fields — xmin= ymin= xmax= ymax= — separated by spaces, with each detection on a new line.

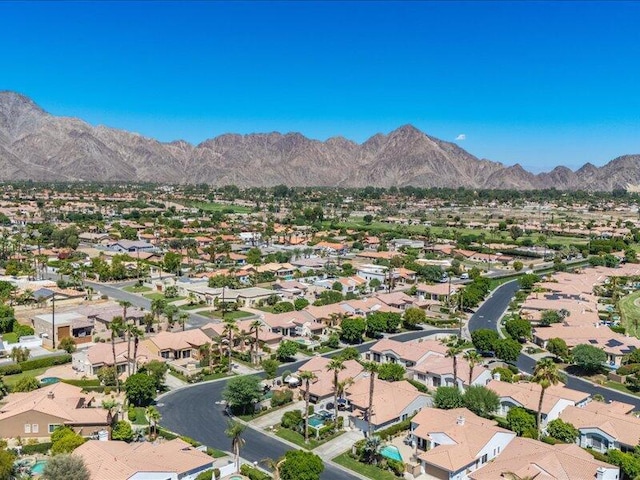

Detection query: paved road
xmin=468 ymin=278 xmax=640 ymax=409
xmin=468 ymin=280 xmax=521 ymax=333
xmin=158 ymin=327 xmax=455 ymax=479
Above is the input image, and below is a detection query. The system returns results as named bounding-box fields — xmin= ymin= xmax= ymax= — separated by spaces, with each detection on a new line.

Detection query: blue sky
xmin=2 ymin=1 xmax=640 ymax=172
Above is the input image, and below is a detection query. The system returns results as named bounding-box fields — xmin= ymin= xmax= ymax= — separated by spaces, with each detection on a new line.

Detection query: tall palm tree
xmin=463 ymin=350 xmax=482 ymax=388
xmin=225 ymin=420 xmax=246 ymax=473
xmin=123 ymin=323 xmax=136 ymax=376
xmin=326 ymin=358 xmax=345 ymax=429
xmin=249 ymin=320 xmax=262 ymax=365
xmin=110 ymin=316 xmax=124 ymax=393
xmin=223 ymin=319 xmax=239 ymax=374
xmin=445 ymin=339 xmax=464 ymax=389
xmin=146 ymin=406 xmax=161 ymax=439
xmin=130 ymin=326 xmax=143 ymax=374
xmin=298 ymin=370 xmax=317 ymax=444
xmin=532 ymin=358 xmax=562 ymax=439
xmin=178 ymin=312 xmax=189 ymax=331
xmin=361 ymin=361 xmax=379 ymax=437
xmin=363 ymin=435 xmax=382 ymax=465
xmin=119 ymin=300 xmax=132 ymax=323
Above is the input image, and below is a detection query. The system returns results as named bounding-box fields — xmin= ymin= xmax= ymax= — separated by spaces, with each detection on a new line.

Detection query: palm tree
xmin=362 ymin=435 xmax=382 ymax=465
xmin=249 ymin=320 xmax=262 ymax=365
xmin=119 ymin=300 xmax=132 ymax=322
xmin=444 ymin=339 xmax=464 ymax=389
xmin=223 ymin=319 xmax=239 ymax=374
xmin=130 ymin=326 xmax=143 ymax=374
xmin=178 ymin=312 xmax=189 ymax=331
xmin=463 ymin=350 xmax=482 ymax=387
xmin=101 ymin=399 xmax=119 ymax=424
xmin=164 ymin=304 xmax=179 ymax=330
xmin=151 ymin=298 xmax=167 ymax=324
xmin=143 ymin=313 xmax=154 ymax=333
xmin=146 ymin=406 xmax=161 ymax=439
xmin=225 ymin=420 xmax=246 ymax=473
xmin=532 ymin=358 xmax=562 ymax=439
xmin=326 ymin=358 xmax=345 ymax=428
xmin=260 ymin=457 xmax=285 ymax=480
xmin=361 ymin=361 xmax=378 ymax=437
xmin=123 ymin=323 xmax=136 ymax=376
xmin=110 ymin=316 xmax=124 ymax=393
xmin=299 ymin=370 xmax=317 ymax=443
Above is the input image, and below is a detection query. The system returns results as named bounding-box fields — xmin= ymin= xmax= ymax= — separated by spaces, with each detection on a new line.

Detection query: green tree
xmin=225 ymin=420 xmax=246 ymax=473
xmin=163 ymin=251 xmax=182 ymax=274
xmin=505 ymin=318 xmax=532 ymax=341
xmin=572 ymin=344 xmax=607 ymax=372
xmin=540 ymin=310 xmax=562 ymax=326
xmin=471 ymin=329 xmax=499 ymax=352
xmin=336 ymin=347 xmax=360 ymax=361
xmin=294 ymin=298 xmax=309 ymax=310
xmin=313 ymin=290 xmax=343 ymax=306
xmin=464 ymin=350 xmax=482 ymax=386
xmin=279 ymin=450 xmax=324 ymax=480
xmin=365 ymin=312 xmax=388 ymax=337
xmin=276 ymin=340 xmax=299 ymax=362
xmin=111 ymin=420 xmax=134 ymax=442
xmin=518 ymin=273 xmax=539 ymax=290
xmin=326 ymin=358 xmax=345 ymax=428
xmin=403 ymin=307 xmax=426 ymax=328
xmin=222 ymin=376 xmax=263 ymax=415
xmin=97 ymin=366 xmax=118 ymax=386
xmin=246 ymin=247 xmax=262 ymax=265
xmin=546 ymin=338 xmax=570 ymax=361
xmin=433 ymin=386 xmax=464 ymax=409
xmin=262 ymin=359 xmax=280 ymax=379
xmin=12 ymin=376 xmax=40 ymax=392
xmin=377 ymin=363 xmax=406 ymax=381
xmin=138 ymin=359 xmax=168 ymax=390
xmin=512 ymin=260 xmax=524 ymax=272
xmin=58 ymin=336 xmax=77 ymax=353
xmin=42 ymin=454 xmax=90 ymax=480
xmin=299 ymin=370 xmax=317 ymax=443
xmin=463 ymin=385 xmax=500 ymax=418
xmin=533 ymin=358 xmax=562 ymax=439
xmin=273 ymin=301 xmax=295 ymax=313
xmin=494 ymin=338 xmax=522 ymax=363
xmin=332 ymin=281 xmax=343 ymax=292
xmin=506 ymin=407 xmax=536 ymax=436
xmin=340 ymin=317 xmax=366 ymax=344
xmin=0 ymin=448 xmax=15 ymax=480
xmin=124 ymin=372 xmax=157 ymax=407
xmin=51 ymin=427 xmax=86 ymax=454
xmin=546 ymin=418 xmax=578 ymax=443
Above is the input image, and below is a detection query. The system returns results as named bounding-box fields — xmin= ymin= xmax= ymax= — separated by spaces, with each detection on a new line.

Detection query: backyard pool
xmin=40 ymin=377 xmax=60 ymax=386
xmin=381 ymin=445 xmax=403 ymax=462
xmin=31 ymin=460 xmax=47 ymax=475
xmin=308 ymin=415 xmax=325 ymax=428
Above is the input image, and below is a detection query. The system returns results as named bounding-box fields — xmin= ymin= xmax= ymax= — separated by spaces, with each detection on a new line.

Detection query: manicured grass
xmin=3 ymin=367 xmax=50 ymax=388
xmin=332 ymin=452 xmax=399 ymax=480
xmin=179 ymin=302 xmax=208 ymax=310
xmin=604 ymin=380 xmax=640 ymax=396
xmin=186 ymin=201 xmax=253 ymax=214
xmin=275 ymin=427 xmax=344 ymax=450
xmin=199 ymin=310 xmax=254 ymax=320
xmin=316 ymin=346 xmax=338 ymax=354
xmin=208 ymin=448 xmax=227 ymax=458
xmin=619 ymin=289 xmax=640 ymax=338
xmin=122 ymin=285 xmax=152 ymax=293
xmin=2 ymin=332 xmax=18 ymax=343
xmin=133 ymin=407 xmax=149 ymax=425
xmin=143 ymin=293 xmax=186 ymax=303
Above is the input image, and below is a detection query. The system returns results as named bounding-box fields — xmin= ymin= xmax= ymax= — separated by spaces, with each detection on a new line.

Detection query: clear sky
xmin=2 ymin=1 xmax=640 ymax=172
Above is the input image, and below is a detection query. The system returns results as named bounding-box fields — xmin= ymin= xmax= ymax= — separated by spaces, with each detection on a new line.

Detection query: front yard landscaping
xmin=332 ymin=452 xmax=400 ymax=480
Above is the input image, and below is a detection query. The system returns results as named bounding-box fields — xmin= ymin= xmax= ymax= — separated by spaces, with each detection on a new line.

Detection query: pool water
xmin=40 ymin=377 xmax=60 ymax=386
xmin=308 ymin=415 xmax=324 ymax=428
xmin=381 ymin=445 xmax=403 ymax=462
xmin=31 ymin=460 xmax=47 ymax=475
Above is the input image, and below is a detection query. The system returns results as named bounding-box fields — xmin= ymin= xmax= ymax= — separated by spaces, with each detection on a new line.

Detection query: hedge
xmin=406 ymin=378 xmax=428 ymax=393
xmin=62 ymin=379 xmax=101 ymax=388
xmin=21 ymin=442 xmax=52 ymax=455
xmin=240 ymin=464 xmax=270 ymax=480
xmin=0 ymin=364 xmax=22 ymax=375
xmin=616 ymin=363 xmax=640 ymax=376
xmin=377 ymin=417 xmax=413 ymax=440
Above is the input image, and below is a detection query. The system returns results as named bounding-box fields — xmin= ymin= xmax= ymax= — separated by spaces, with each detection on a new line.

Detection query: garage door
xmin=423 ymin=462 xmax=449 ymax=480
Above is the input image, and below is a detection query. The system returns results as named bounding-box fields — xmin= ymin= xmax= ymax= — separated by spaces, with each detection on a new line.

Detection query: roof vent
xmin=456 ymin=416 xmax=465 ymax=425
xmin=47 ymin=391 xmax=54 ymax=399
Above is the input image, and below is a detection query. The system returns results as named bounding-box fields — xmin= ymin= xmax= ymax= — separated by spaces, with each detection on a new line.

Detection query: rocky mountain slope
xmin=0 ymin=91 xmax=638 ymax=190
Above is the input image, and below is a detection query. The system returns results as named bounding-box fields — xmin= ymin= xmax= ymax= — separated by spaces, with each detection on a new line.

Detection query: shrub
xmin=12 ymin=376 xmax=40 ymax=392
xmin=433 ymin=386 xmax=464 ymax=409
xmin=406 ymin=378 xmax=428 ymax=392
xmin=111 ymin=420 xmax=134 ymax=442
xmin=506 ymin=407 xmax=536 ymax=436
xmin=195 ymin=471 xmax=213 ymax=480
xmin=377 ymin=417 xmax=412 ymax=440
xmin=387 ymin=458 xmax=405 ymax=476
xmin=271 ymin=389 xmax=293 ymax=408
xmin=491 ymin=367 xmax=514 ymax=382
xmin=240 ymin=464 xmax=271 ymax=480
xmin=128 ymin=406 xmax=137 ymax=421
xmin=281 ymin=410 xmax=303 ymax=430
xmin=317 ymin=424 xmax=334 ymax=438
xmin=0 ymin=364 xmax=22 ymax=375
xmin=20 ymin=354 xmax=72 ymax=371
xmin=21 ymin=442 xmax=52 ymax=455
xmin=546 ymin=419 xmax=578 ymax=443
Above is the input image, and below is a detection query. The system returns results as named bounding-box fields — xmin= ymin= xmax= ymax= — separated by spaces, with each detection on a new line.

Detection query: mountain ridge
xmin=0 ymin=91 xmax=638 ymax=191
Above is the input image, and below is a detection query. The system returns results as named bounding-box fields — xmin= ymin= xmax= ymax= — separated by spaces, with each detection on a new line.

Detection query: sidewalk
xmin=250 ymin=400 xmax=305 ymax=429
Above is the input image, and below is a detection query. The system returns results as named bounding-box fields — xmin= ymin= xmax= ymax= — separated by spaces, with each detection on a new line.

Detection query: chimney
xmin=456 ymin=416 xmax=465 ymax=426
xmin=493 ymin=372 xmax=501 ymax=381
xmin=47 ymin=391 xmax=54 ymax=400
xmin=596 ymin=467 xmax=606 ymax=479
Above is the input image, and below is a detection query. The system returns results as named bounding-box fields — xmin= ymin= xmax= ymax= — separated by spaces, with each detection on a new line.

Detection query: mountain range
xmin=0 ymin=91 xmax=638 ymax=191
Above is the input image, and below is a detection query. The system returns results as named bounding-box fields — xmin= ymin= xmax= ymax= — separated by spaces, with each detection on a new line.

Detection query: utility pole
xmin=51 ymin=293 xmax=56 ymax=350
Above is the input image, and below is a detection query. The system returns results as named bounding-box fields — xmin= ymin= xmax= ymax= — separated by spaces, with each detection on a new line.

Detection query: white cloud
xmin=455 ymin=134 xmax=466 ymax=141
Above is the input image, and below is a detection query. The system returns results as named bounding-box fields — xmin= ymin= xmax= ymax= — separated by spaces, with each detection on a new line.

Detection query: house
xmin=409 ymin=355 xmax=493 ymax=390
xmin=145 ymin=329 xmax=211 ymax=360
xmin=416 ymin=283 xmax=461 ymax=302
xmin=356 ymin=264 xmax=391 ymax=286
xmin=409 ymin=407 xmax=516 ymax=480
xmin=347 ymin=378 xmax=430 ymax=433
xmin=559 ymin=400 xmax=640 ymax=453
xmin=297 ymin=356 xmax=364 ymax=403
xmin=31 ymin=311 xmax=94 ymax=347
xmin=469 ymin=436 xmax=619 ymax=480
xmin=374 ymin=291 xmax=415 ymax=310
xmin=487 ymin=379 xmax=590 ymax=425
xmin=107 ymin=239 xmax=156 ymax=253
xmin=256 ymin=262 xmax=296 ymax=280
xmin=0 ymin=382 xmax=111 ymax=440
xmin=365 ymin=338 xmax=447 ymax=368
xmin=74 ymin=438 xmax=215 ymax=480
xmin=261 ymin=311 xmax=325 ymax=337
xmin=73 ymin=341 xmax=159 ymax=376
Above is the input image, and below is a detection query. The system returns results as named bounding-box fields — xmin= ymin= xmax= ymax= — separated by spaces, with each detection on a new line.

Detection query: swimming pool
xmin=40 ymin=377 xmax=60 ymax=386
xmin=31 ymin=460 xmax=47 ymax=475
xmin=381 ymin=445 xmax=403 ymax=462
xmin=308 ymin=415 xmax=325 ymax=428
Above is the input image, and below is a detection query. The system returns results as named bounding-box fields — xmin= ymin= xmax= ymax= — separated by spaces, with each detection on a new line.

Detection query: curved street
xmin=157 ymin=328 xmax=455 ymax=479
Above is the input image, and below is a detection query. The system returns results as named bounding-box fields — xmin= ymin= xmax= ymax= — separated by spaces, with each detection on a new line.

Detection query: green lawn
xmin=2 ymin=332 xmax=18 ymax=343
xmin=179 ymin=303 xmax=208 ymax=311
xmin=208 ymin=448 xmax=227 ymax=458
xmin=143 ymin=293 xmax=186 ymax=303
xmin=3 ymin=367 xmax=50 ymax=388
xmin=332 ymin=452 xmax=399 ymax=480
xmin=275 ymin=427 xmax=344 ymax=450
xmin=133 ymin=407 xmax=149 ymax=425
xmin=186 ymin=201 xmax=253 ymax=214
xmin=619 ymin=289 xmax=640 ymax=338
xmin=604 ymin=380 xmax=640 ymax=396
xmin=122 ymin=285 xmax=152 ymax=293
xmin=199 ymin=310 xmax=254 ymax=320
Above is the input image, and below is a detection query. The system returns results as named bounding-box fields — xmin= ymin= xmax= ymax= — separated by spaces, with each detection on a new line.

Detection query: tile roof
xmin=560 ymin=401 xmax=640 ymax=447
xmin=487 ymin=380 xmax=589 ymax=414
